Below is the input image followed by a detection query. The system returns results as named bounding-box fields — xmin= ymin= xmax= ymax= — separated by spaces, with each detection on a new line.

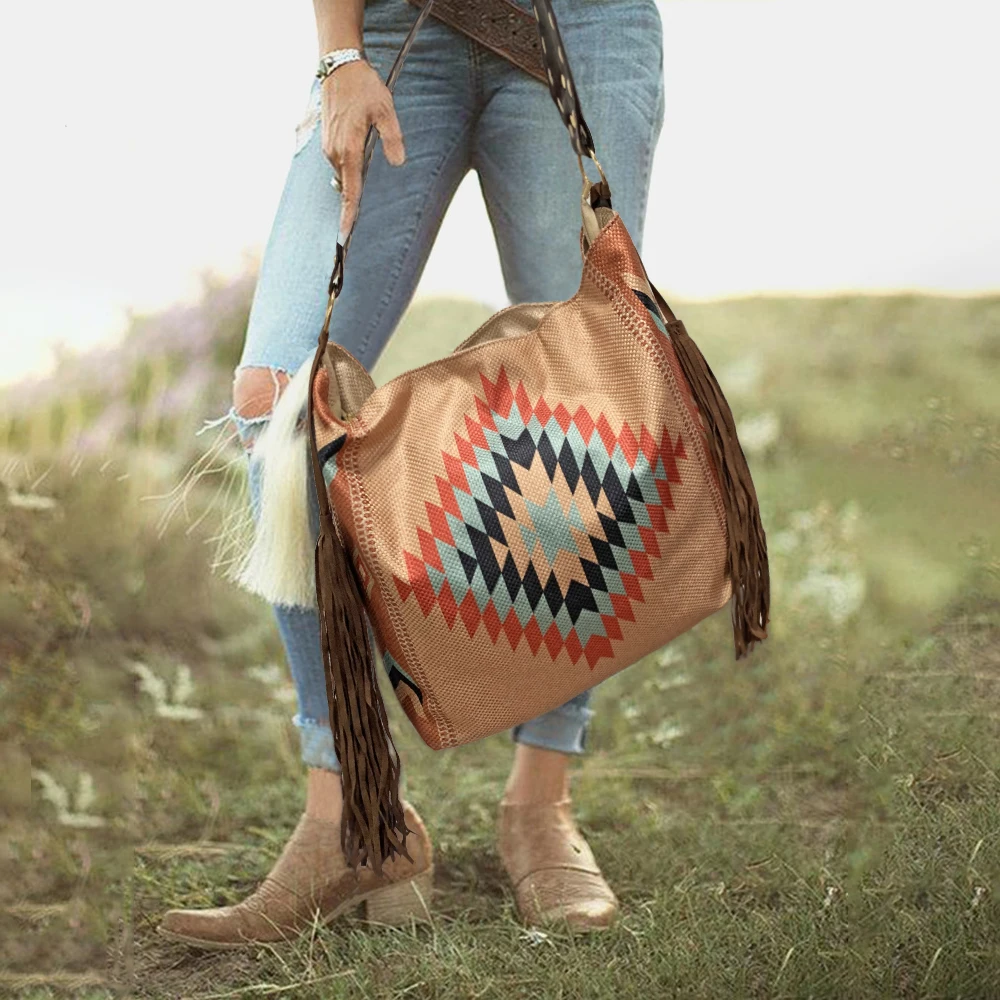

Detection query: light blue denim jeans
xmin=230 ymin=0 xmax=665 ymax=772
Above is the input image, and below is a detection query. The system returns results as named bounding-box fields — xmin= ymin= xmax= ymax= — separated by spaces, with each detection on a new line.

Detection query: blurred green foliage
xmin=2 ymin=278 xmax=999 ymax=997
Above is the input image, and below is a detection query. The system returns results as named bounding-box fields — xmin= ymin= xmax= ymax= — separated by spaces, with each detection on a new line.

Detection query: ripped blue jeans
xmin=229 ymin=0 xmax=665 ymax=772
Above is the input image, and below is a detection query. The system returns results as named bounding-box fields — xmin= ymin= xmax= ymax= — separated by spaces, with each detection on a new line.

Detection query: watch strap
xmin=317 ymin=48 xmax=369 ymax=80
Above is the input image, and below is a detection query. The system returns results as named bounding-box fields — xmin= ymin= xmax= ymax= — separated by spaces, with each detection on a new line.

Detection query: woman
xmin=158 ymin=0 xmax=665 ymax=947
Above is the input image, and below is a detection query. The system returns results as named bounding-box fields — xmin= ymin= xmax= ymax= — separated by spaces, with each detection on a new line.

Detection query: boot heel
xmin=364 ymin=868 xmax=434 ymax=925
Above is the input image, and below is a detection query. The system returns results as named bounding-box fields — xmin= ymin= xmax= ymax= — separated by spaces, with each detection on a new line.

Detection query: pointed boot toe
xmin=498 ymin=797 xmax=618 ymax=932
xmin=156 ymin=801 xmax=434 ymax=949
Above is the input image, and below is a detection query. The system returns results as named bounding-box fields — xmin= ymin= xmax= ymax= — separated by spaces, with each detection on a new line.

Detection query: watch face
xmin=318 ymin=50 xmax=365 ymax=79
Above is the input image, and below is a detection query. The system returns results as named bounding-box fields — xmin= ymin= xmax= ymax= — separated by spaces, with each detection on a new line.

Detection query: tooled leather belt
xmin=403 ymin=0 xmax=549 ymax=85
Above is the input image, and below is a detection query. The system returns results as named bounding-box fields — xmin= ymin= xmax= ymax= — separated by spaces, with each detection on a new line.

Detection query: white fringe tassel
xmin=230 ymin=356 xmax=317 ymax=608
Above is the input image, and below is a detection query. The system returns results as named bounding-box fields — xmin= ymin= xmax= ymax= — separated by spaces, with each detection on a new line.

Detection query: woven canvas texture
xmin=312 ymin=211 xmax=732 ymax=750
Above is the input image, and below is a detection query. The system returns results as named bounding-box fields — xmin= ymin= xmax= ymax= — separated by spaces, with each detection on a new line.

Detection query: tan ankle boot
xmin=157 ymin=801 xmax=433 ymax=949
xmin=497 ymin=797 xmax=618 ymax=931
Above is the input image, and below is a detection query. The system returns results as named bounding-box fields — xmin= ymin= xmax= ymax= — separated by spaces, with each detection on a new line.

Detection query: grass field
xmin=2 ymin=288 xmax=999 ymax=998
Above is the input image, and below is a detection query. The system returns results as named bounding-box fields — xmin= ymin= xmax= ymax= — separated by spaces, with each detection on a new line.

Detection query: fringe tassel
xmin=306 ymin=338 xmax=411 ymax=876
xmin=231 ymin=358 xmax=317 ymax=608
xmin=647 ymin=280 xmax=770 ymax=659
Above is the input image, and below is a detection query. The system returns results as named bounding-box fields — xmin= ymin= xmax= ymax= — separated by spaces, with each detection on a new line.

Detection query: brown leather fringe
xmin=307 ymin=334 xmax=412 ymax=876
xmin=646 ymin=280 xmax=770 ymax=659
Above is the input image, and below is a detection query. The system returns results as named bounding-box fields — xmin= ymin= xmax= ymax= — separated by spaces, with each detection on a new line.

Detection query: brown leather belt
xmin=403 ymin=0 xmax=549 ymax=85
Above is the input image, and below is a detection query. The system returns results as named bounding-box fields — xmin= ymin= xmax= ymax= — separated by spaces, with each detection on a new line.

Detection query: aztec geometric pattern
xmin=388 ymin=357 xmax=694 ymax=672
xmin=382 ymin=648 xmax=423 ymax=704
xmin=632 ymin=284 xmax=671 ymax=340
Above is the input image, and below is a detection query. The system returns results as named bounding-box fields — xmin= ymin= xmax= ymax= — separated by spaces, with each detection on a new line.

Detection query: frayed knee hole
xmin=233 ymin=366 xmax=292 ymax=419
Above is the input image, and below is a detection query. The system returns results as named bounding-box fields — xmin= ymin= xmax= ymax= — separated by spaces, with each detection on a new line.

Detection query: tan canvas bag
xmin=300 ymin=0 xmax=770 ymax=873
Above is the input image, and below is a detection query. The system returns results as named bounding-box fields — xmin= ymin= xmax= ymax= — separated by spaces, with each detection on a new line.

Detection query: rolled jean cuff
xmin=292 ymin=713 xmax=342 ymax=773
xmin=510 ymin=701 xmax=595 ymax=756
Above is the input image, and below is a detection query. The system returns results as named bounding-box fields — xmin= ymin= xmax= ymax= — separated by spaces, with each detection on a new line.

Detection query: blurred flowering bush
xmin=770 ymin=500 xmax=867 ymax=625
xmin=0 ymin=271 xmax=255 ymax=457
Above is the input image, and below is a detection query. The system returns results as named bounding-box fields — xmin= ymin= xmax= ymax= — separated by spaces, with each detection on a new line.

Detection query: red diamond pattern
xmin=390 ymin=366 xmax=694 ymax=670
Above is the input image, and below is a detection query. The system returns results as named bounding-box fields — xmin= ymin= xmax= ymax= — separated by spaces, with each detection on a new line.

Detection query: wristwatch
xmin=316 ymin=47 xmax=369 ymax=81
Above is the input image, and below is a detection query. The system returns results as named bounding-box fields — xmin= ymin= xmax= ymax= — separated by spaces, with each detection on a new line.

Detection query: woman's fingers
xmin=322 ymin=67 xmax=407 ymax=238
xmin=373 ymin=99 xmax=407 ymax=167
xmin=337 ymin=140 xmax=363 ymax=237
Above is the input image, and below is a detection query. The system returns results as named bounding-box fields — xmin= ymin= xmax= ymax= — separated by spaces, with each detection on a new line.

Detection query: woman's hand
xmin=321 ymin=60 xmax=407 ymax=237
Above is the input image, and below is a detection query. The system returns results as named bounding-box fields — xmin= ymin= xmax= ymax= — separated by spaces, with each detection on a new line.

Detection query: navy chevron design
xmin=390 ymin=367 xmax=692 ymax=668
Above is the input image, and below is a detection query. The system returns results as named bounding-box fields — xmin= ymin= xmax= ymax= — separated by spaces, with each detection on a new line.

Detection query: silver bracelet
xmin=316 ymin=47 xmax=368 ymax=81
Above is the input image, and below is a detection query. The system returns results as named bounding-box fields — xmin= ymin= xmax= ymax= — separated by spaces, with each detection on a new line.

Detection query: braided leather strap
xmin=527 ymin=0 xmax=596 ymax=161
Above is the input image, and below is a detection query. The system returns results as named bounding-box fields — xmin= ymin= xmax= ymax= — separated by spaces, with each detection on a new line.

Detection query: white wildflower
xmin=217 ymin=706 xmax=287 ymax=725
xmin=128 ymin=660 xmax=205 ymax=720
xmin=719 ymin=355 xmax=764 ymax=398
xmin=790 ymin=508 xmax=817 ymax=533
xmin=172 ymin=664 xmax=196 ymax=705
xmin=647 ymin=671 xmax=692 ymax=692
xmin=520 ymin=929 xmax=550 ymax=946
xmin=839 ymin=500 xmax=862 ymax=540
xmin=75 ymin=769 xmax=98 ymax=812
xmin=769 ymin=529 xmax=801 ymax=555
xmin=793 ymin=568 xmax=866 ymax=624
xmin=777 ymin=500 xmax=867 ymax=624
xmin=246 ymin=663 xmax=284 ymax=686
xmin=656 ymin=646 xmax=684 ymax=669
xmin=128 ymin=660 xmax=167 ymax=704
xmin=31 ymin=768 xmax=107 ymax=828
xmin=7 ymin=491 xmax=58 ymax=510
xmin=650 ymin=721 xmax=687 ymax=747
xmin=246 ymin=663 xmax=298 ymax=704
xmin=736 ymin=411 xmax=781 ymax=456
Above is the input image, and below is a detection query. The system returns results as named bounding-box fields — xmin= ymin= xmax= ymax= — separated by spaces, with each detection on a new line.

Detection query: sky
xmin=1 ymin=0 xmax=997 ymax=387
